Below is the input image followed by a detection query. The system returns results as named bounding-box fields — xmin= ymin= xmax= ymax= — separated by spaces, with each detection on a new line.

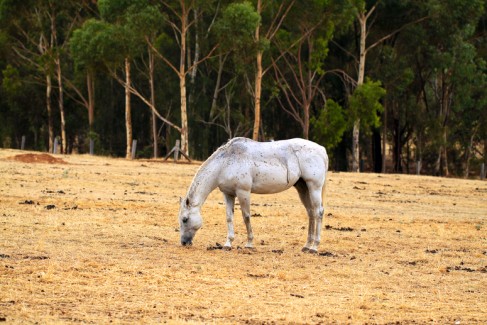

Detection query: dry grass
xmin=0 ymin=148 xmax=486 ymax=324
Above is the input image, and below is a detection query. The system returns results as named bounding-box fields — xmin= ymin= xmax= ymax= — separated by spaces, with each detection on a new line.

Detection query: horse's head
xmin=178 ymin=197 xmax=202 ymax=246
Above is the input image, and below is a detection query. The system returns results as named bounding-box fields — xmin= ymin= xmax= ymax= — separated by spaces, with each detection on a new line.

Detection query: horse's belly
xmin=250 ymin=166 xmax=297 ymax=194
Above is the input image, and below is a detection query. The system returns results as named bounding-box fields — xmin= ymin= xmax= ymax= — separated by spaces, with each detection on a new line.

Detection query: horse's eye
xmin=182 ymin=217 xmax=189 ymax=224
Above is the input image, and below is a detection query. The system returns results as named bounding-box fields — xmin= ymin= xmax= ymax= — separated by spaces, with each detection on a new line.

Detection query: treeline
xmin=0 ymin=0 xmax=485 ymax=176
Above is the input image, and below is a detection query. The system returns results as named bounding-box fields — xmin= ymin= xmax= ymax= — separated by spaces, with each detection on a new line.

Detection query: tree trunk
xmin=187 ymin=8 xmax=200 ymax=112
xmin=149 ymin=47 xmax=158 ymax=158
xmin=46 ymin=74 xmax=54 ymax=153
xmin=442 ymin=128 xmax=449 ymax=176
xmin=252 ymin=0 xmax=262 ymax=141
xmin=382 ymin=99 xmax=387 ymax=173
xmin=253 ymin=50 xmax=263 ymax=141
xmin=180 ymin=75 xmax=189 ymax=156
xmin=373 ymin=128 xmax=382 ymax=173
xmin=180 ymin=7 xmax=189 ymax=156
xmin=352 ymin=12 xmax=367 ymax=172
xmin=352 ymin=120 xmax=360 ymax=172
xmin=55 ymin=57 xmax=67 ymax=154
xmin=393 ymin=119 xmax=402 ymax=173
xmin=125 ymin=58 xmax=133 ymax=159
xmin=210 ymin=55 xmax=225 ymax=119
xmin=303 ymin=103 xmax=310 ymax=139
xmin=87 ymin=71 xmax=95 ymax=129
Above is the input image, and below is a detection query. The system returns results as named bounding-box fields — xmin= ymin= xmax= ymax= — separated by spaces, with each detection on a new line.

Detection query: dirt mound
xmin=8 ymin=153 xmax=68 ymax=164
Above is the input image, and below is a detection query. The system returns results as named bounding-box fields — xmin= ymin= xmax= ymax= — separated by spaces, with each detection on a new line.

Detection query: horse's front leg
xmin=223 ymin=193 xmax=236 ymax=249
xmin=237 ymin=190 xmax=254 ymax=248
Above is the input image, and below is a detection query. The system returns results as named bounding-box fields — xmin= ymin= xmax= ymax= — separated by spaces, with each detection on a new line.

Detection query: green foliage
xmin=70 ymin=19 xmax=113 ymax=71
xmin=348 ymin=79 xmax=386 ymax=132
xmin=0 ymin=0 xmax=484 ymax=174
xmin=71 ymin=0 xmax=159 ymax=72
xmin=1 ymin=64 xmax=21 ymax=95
xmin=214 ymin=1 xmax=260 ymax=53
xmin=311 ymin=99 xmax=347 ymax=150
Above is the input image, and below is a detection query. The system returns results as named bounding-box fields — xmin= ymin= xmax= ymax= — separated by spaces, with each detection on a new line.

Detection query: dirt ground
xmin=0 ymin=149 xmax=486 ymax=324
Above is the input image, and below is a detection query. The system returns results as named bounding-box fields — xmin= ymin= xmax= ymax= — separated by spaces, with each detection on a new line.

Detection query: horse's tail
xmin=321 ymin=150 xmax=329 ymax=211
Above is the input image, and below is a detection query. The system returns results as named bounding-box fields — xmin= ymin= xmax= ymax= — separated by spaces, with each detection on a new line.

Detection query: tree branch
xmin=109 ymin=69 xmax=182 ymax=133
xmin=366 ymin=16 xmax=428 ymax=54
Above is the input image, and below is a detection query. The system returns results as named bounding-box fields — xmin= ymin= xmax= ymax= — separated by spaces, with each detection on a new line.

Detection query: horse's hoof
xmin=223 ymin=246 xmax=232 ymax=251
xmin=308 ymin=248 xmax=318 ymax=254
xmin=302 ymin=247 xmax=310 ymax=253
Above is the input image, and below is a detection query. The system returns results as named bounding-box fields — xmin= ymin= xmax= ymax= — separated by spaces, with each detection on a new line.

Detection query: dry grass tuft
xmin=0 ymin=149 xmax=486 ymax=324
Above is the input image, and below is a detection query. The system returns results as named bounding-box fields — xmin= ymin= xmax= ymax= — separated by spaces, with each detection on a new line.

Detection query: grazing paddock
xmin=0 ymin=149 xmax=486 ymax=324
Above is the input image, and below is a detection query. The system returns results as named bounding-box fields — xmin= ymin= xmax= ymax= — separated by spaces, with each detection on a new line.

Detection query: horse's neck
xmin=187 ymin=158 xmax=220 ymax=207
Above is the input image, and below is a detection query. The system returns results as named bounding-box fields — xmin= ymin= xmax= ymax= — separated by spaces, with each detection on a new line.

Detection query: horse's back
xmin=228 ymin=137 xmax=328 ymax=180
xmin=224 ymin=137 xmax=328 ymax=166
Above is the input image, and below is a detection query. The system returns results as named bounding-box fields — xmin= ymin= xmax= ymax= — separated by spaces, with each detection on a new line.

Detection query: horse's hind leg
xmin=307 ymin=186 xmax=324 ymax=253
xmin=237 ymin=190 xmax=254 ymax=248
xmin=294 ymin=179 xmax=315 ymax=252
xmin=223 ymin=193 xmax=236 ymax=249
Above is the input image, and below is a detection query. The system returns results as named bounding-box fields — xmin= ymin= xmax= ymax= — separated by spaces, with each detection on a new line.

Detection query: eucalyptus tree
xmin=210 ymin=1 xmax=260 ymax=138
xmin=149 ymin=0 xmax=219 ymax=157
xmin=0 ymin=0 xmax=87 ymax=153
xmin=251 ymin=0 xmax=295 ymax=140
xmin=71 ymin=0 xmax=170 ymax=158
xmin=70 ymin=19 xmax=107 ymax=134
xmin=339 ymin=0 xmax=426 ymax=172
xmin=271 ymin=0 xmax=352 ymax=140
xmin=414 ymin=0 xmax=485 ymax=176
xmin=98 ymin=0 xmax=167 ymax=158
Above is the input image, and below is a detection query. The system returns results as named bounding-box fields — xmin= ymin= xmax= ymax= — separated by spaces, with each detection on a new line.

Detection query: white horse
xmin=178 ymin=137 xmax=329 ymax=253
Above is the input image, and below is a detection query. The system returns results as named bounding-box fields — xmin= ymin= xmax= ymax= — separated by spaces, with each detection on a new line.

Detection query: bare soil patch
xmin=6 ymin=152 xmax=68 ymax=164
xmin=0 ymin=148 xmax=486 ymax=324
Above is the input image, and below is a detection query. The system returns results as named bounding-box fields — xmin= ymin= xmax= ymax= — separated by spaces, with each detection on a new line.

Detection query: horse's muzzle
xmin=181 ymin=236 xmax=193 ymax=246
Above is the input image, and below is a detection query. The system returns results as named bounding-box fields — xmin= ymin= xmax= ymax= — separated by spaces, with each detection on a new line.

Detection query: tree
xmin=348 ymin=78 xmax=385 ymax=138
xmin=414 ymin=0 xmax=485 ymax=176
xmin=272 ymin=1 xmax=350 ymax=139
xmin=310 ymin=99 xmax=347 ymax=151
xmin=150 ymin=0 xmax=218 ymax=156
xmin=251 ymin=0 xmax=295 ymax=140
xmin=70 ymin=19 xmax=105 ymax=134
xmin=98 ymin=0 xmax=152 ymax=159
xmin=0 ymin=0 xmax=85 ymax=153
xmin=341 ymin=0 xmax=427 ymax=172
xmin=210 ymin=1 xmax=261 ymax=138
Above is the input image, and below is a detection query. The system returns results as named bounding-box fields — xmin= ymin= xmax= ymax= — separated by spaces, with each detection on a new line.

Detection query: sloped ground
xmin=0 ymin=149 xmax=486 ymax=324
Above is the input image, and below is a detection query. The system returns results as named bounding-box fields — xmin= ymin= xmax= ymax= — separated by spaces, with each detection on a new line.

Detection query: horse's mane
xmin=204 ymin=137 xmax=247 ymax=164
xmin=187 ymin=138 xmax=249 ymax=199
